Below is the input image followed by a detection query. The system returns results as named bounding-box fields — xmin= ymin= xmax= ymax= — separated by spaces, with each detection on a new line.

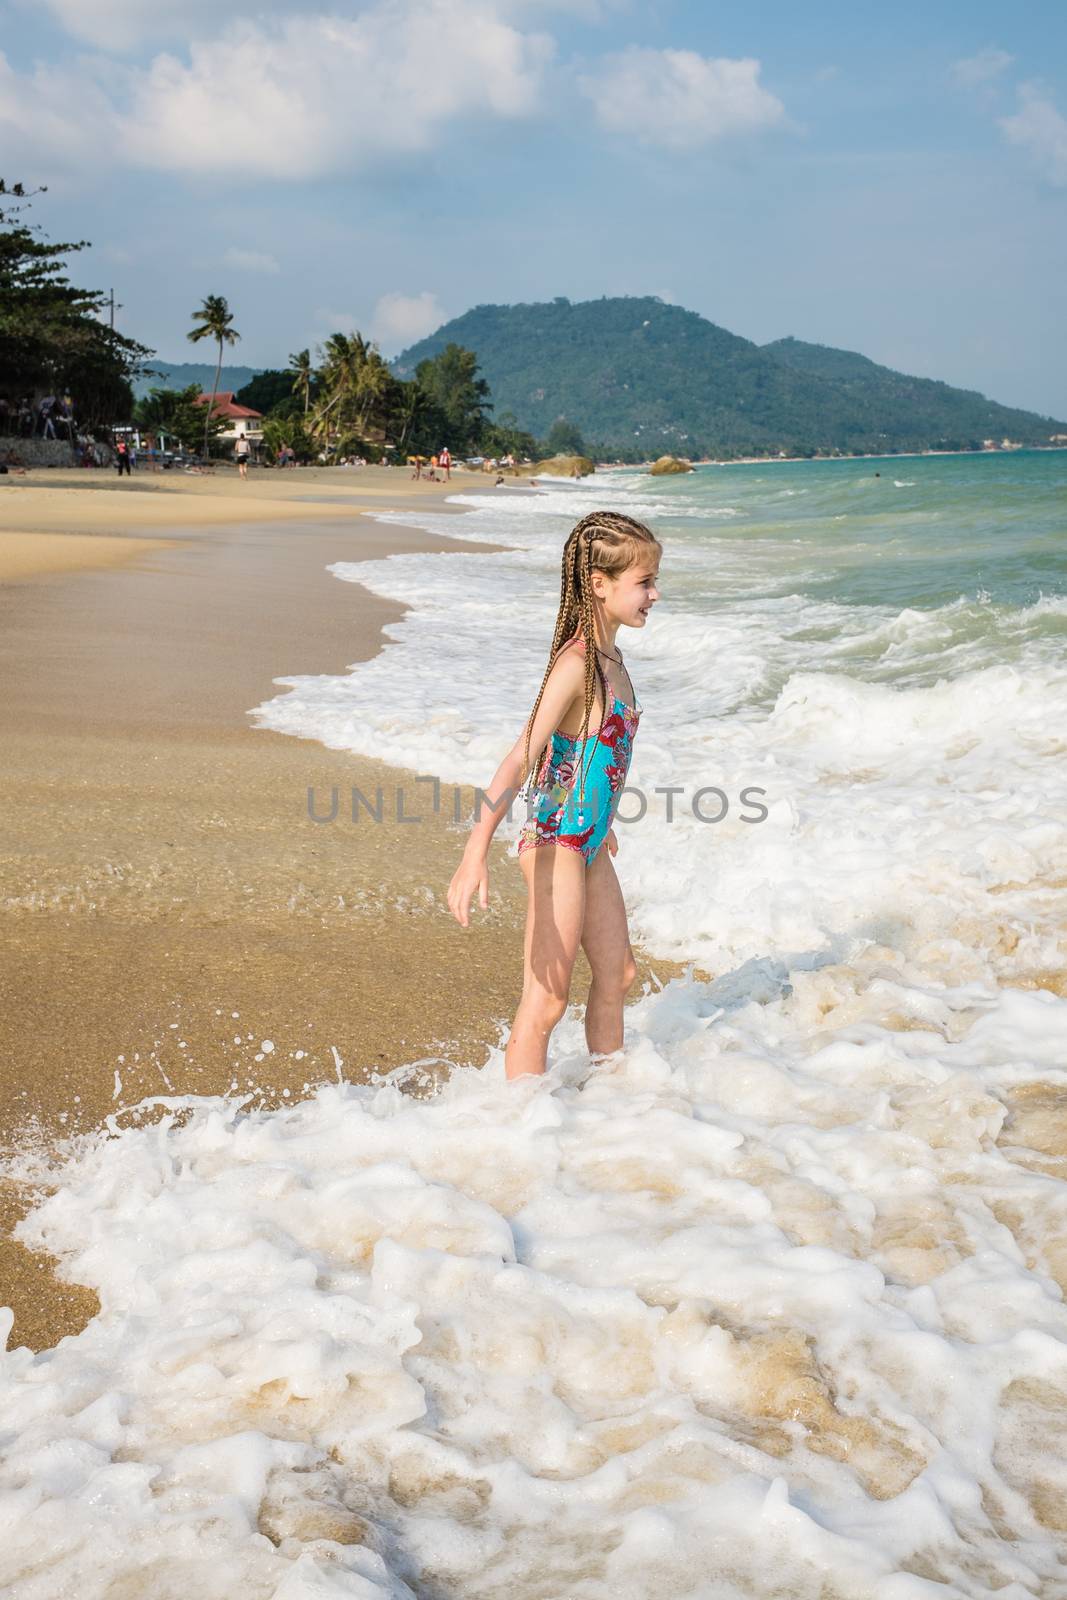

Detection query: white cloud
xmin=0 ymin=50 xmax=122 ymax=171
xmin=999 ymin=82 xmax=1067 ymax=186
xmin=123 ymin=5 xmax=554 ymax=177
xmin=223 ymin=247 xmax=281 ymax=274
xmin=950 ymin=48 xmax=1013 ymax=89
xmin=370 ymin=291 xmax=447 ymax=350
xmin=0 ymin=3 xmax=555 ymax=178
xmin=578 ymin=47 xmax=785 ymax=150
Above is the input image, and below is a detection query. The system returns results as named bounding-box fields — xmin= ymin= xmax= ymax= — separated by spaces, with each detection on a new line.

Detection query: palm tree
xmin=356 ymin=348 xmax=389 ymax=436
xmin=396 ymin=384 xmax=428 ymax=451
xmin=288 ymin=348 xmax=313 ymax=417
xmin=311 ymin=332 xmax=368 ymax=457
xmin=187 ymin=295 xmax=240 ymax=459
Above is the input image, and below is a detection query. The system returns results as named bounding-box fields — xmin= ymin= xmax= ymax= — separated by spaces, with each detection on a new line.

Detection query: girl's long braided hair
xmin=519 ymin=511 xmax=661 ymax=808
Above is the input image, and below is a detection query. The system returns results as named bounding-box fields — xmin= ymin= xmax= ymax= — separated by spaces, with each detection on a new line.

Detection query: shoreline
xmin=0 ymin=462 xmax=516 ymax=584
xmin=0 ymin=468 xmax=685 ymax=1354
xmin=594 ymin=444 xmax=1067 ymax=471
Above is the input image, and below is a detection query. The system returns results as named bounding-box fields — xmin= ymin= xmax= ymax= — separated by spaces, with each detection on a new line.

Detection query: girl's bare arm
xmin=447 ymin=650 xmax=586 ymax=926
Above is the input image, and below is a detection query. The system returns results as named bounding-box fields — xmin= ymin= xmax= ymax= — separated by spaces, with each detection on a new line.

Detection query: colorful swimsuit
xmin=517 ymin=647 xmax=641 ymax=867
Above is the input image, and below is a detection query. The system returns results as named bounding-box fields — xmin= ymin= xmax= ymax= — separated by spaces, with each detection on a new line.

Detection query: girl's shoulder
xmin=546 ymin=635 xmax=588 ymax=694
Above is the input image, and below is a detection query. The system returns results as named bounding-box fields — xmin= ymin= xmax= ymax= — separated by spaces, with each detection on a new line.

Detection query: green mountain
xmin=132 ymin=361 xmax=263 ymax=399
xmin=393 ymin=296 xmax=1065 ymax=459
xmin=761 ymin=336 xmax=1059 ymax=453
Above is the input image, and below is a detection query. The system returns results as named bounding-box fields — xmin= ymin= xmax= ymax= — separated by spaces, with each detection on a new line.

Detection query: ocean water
xmin=3 ymin=452 xmax=1067 ymax=1597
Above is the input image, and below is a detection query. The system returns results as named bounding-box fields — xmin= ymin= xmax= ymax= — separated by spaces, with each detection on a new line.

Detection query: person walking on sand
xmin=235 ymin=434 xmax=251 ymax=479
xmin=447 ymin=511 xmax=662 ymax=1082
xmin=439 ymin=445 xmax=452 ymax=481
xmin=114 ymin=436 xmax=131 ymax=476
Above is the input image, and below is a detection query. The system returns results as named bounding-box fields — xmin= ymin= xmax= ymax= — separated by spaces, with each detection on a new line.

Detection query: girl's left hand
xmin=606 ymin=828 xmax=618 ymax=857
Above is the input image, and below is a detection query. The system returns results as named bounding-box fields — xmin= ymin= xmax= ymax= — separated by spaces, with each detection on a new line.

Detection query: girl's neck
xmin=578 ymin=619 xmax=620 ymax=655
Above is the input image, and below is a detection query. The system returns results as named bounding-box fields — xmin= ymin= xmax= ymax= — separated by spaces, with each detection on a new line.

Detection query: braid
xmin=519 ymin=510 xmax=662 ymax=805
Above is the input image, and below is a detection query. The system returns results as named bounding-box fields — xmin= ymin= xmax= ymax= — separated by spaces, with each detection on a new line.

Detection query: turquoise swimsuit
xmin=517 ymin=642 xmax=641 ymax=866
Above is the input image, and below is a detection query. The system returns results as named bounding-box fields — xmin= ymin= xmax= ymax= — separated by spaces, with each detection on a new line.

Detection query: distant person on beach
xmin=234 ymin=435 xmax=251 ymax=479
xmin=114 ymin=437 xmax=131 ymax=476
xmin=439 ymin=445 xmax=452 ymax=480
xmin=409 ymin=455 xmax=423 ymax=480
xmin=427 ymin=454 xmax=439 ymax=481
xmin=447 ymin=511 xmax=662 ymax=1082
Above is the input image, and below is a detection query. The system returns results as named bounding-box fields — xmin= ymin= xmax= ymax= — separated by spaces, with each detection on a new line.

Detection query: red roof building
xmin=197 ymin=392 xmax=264 ymax=441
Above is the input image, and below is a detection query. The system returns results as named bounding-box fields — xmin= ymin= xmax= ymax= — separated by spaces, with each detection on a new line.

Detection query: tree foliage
xmin=133 ymin=384 xmax=226 ymax=452
xmin=481 ymin=408 xmax=539 ymax=460
xmin=251 ymin=332 xmax=495 ymax=460
xmin=545 ymin=415 xmax=586 ymax=456
xmin=234 ymin=369 xmax=305 ymax=415
xmin=413 ymin=342 xmax=491 ymax=453
xmin=260 ymin=412 xmax=314 ymax=463
xmin=0 ymin=179 xmax=150 ymax=428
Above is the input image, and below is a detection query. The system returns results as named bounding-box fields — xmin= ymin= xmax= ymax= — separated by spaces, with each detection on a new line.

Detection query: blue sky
xmin=3 ymin=0 xmax=1066 ymax=418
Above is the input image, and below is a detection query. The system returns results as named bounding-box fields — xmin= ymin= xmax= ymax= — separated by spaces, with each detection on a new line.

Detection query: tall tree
xmin=1 ymin=179 xmax=150 ymax=426
xmin=288 ymin=348 xmax=313 ymax=416
xmin=545 ymin=415 xmax=586 ymax=456
xmin=187 ymin=294 xmax=240 ymax=458
xmin=414 ymin=343 xmax=491 ymax=453
xmin=356 ymin=349 xmax=390 ymax=435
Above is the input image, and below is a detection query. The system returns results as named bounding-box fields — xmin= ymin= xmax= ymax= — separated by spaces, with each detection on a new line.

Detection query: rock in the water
xmin=514 ymin=454 xmax=596 ymax=479
xmin=648 ymin=455 xmax=693 ymax=475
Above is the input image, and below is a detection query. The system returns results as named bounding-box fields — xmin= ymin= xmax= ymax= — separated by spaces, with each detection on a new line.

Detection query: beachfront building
xmin=197 ymin=392 xmax=264 ymax=446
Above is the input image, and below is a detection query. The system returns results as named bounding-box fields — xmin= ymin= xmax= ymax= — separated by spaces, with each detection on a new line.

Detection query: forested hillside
xmin=394 ymin=296 xmax=1065 ymax=459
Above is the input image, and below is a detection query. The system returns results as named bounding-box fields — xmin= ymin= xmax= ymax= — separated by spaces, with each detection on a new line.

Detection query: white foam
xmin=3 ymin=973 xmax=1066 ymax=1595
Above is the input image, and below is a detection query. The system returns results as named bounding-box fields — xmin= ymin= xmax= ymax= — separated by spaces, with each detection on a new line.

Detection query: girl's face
xmin=596 ymin=553 xmax=661 ymax=628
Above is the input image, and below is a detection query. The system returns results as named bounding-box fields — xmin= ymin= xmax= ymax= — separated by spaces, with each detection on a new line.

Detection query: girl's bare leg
xmin=505 ymin=845 xmax=587 ymax=1081
xmin=580 ymin=846 xmax=638 ymax=1058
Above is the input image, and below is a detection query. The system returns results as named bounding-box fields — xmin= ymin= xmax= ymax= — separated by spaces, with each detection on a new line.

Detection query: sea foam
xmin=3 ymin=970 xmax=1067 ymax=1596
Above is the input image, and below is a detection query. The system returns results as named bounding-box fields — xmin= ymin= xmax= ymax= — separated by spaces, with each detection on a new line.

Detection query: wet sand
xmin=0 ymin=471 xmax=679 ymax=1352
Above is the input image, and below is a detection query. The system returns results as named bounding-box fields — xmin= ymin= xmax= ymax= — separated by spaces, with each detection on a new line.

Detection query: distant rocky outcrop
xmin=514 ymin=454 xmax=595 ymax=479
xmin=648 ymin=455 xmax=693 ymax=475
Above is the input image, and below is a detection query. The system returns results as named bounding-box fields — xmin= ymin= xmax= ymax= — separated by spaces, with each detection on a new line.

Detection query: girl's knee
xmin=522 ymin=989 xmax=570 ymax=1032
xmin=591 ymin=953 xmax=638 ymax=995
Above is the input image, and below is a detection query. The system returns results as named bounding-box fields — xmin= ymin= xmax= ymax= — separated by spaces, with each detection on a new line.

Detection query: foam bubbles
xmin=4 ymin=971 xmax=1067 ymax=1594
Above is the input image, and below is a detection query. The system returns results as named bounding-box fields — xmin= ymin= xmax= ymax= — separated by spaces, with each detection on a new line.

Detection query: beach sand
xmin=0 ymin=466 xmax=681 ymax=1353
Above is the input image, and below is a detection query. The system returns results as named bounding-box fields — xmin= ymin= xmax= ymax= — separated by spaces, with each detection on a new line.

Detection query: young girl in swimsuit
xmin=447 ymin=511 xmax=662 ymax=1081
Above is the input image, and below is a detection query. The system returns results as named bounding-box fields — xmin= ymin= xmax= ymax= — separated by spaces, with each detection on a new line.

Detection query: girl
xmin=447 ymin=511 xmax=662 ymax=1081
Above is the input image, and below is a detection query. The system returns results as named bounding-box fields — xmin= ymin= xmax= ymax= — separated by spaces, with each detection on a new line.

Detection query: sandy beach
xmin=0 ymin=465 xmax=679 ymax=1354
